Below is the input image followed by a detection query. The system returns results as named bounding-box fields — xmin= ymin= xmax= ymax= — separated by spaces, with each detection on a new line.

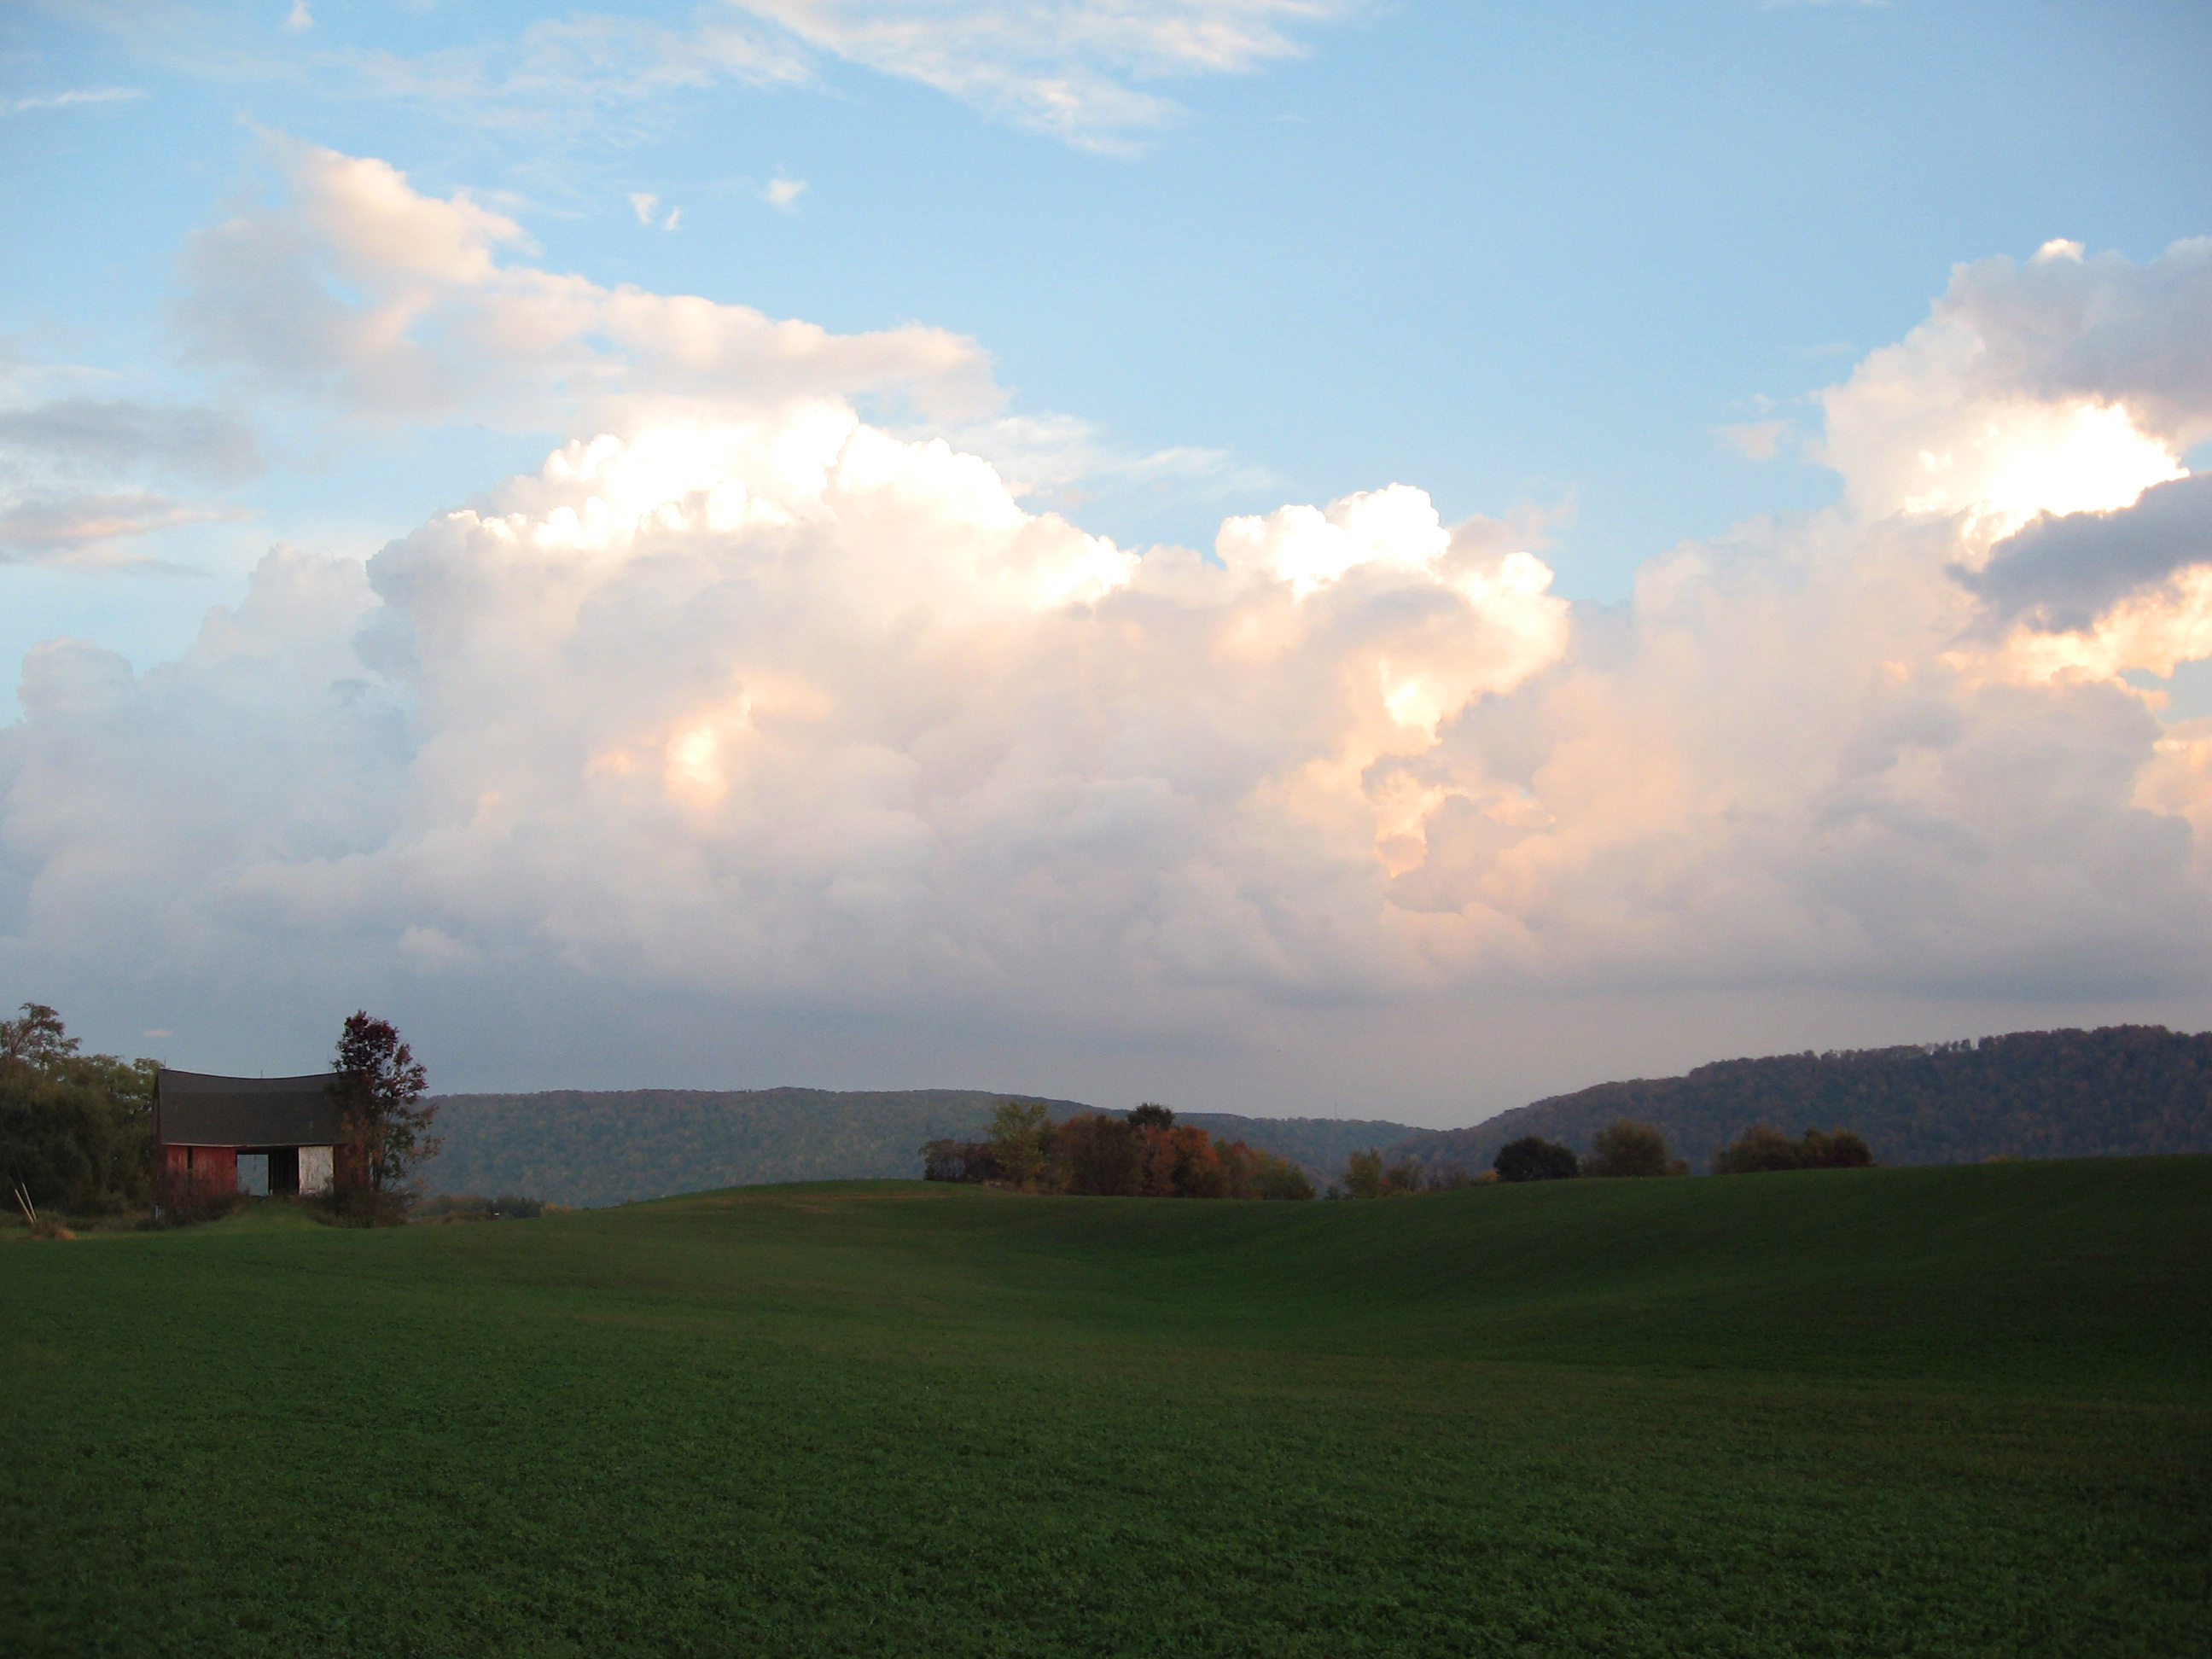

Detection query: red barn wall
xmin=163 ymin=1144 xmax=238 ymax=1190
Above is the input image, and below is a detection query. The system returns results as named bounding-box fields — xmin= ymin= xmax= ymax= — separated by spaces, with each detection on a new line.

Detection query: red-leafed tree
xmin=333 ymin=1012 xmax=436 ymax=1192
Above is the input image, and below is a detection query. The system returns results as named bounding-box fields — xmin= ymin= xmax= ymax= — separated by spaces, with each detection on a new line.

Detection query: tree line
xmin=1389 ymin=1024 xmax=2212 ymax=1173
xmin=924 ymin=1101 xmax=1317 ymax=1200
xmin=1331 ymin=1118 xmax=1873 ymax=1194
xmin=928 ymin=1103 xmax=1874 ymax=1202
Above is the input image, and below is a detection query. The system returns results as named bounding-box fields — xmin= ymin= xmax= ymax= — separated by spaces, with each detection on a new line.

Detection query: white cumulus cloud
xmin=177 ymin=138 xmax=998 ymax=431
xmin=3 ymin=184 xmax=2209 ymax=1099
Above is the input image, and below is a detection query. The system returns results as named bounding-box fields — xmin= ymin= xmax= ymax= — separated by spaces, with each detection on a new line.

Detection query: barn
xmin=154 ymin=1070 xmax=363 ymax=1196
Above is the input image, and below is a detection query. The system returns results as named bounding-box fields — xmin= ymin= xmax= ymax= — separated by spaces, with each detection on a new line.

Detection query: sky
xmin=2 ymin=1 xmax=2209 ymax=1126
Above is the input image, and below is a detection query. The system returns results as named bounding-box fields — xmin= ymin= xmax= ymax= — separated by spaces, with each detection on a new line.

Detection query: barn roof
xmin=154 ymin=1070 xmax=352 ymax=1149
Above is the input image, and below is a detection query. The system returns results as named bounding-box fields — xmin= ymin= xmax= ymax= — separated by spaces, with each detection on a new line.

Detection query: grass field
xmin=3 ymin=1158 xmax=2208 ymax=1657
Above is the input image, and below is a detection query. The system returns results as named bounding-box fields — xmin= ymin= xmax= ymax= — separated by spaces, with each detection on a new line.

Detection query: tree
xmin=1254 ymin=1150 xmax=1316 ymax=1201
xmin=0 ymin=1004 xmax=155 ymax=1215
xmin=921 ymin=1138 xmax=1002 ymax=1183
xmin=1127 ymin=1102 xmax=1175 ymax=1132
xmin=1 ymin=1004 xmax=73 ymax=1068
xmin=986 ymin=1099 xmax=1052 ymax=1190
xmin=1380 ymin=1155 xmax=1425 ymax=1196
xmin=1493 ymin=1136 xmax=1579 ymax=1182
xmin=1053 ymin=1113 xmax=1140 ymax=1195
xmin=1342 ymin=1148 xmax=1384 ymax=1199
xmin=1582 ymin=1119 xmax=1688 ymax=1178
xmin=333 ymin=1012 xmax=437 ymax=1192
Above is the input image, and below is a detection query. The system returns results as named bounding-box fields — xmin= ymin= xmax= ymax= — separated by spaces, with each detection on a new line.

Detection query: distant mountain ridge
xmin=1386 ymin=1025 xmax=2212 ymax=1176
xmin=422 ymin=1025 xmax=2212 ymax=1204
xmin=421 ymin=1086 xmax=1418 ymax=1207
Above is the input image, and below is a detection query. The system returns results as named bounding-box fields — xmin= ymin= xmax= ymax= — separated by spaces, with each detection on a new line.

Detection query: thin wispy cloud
xmin=764 ymin=176 xmax=806 ymax=210
xmin=725 ymin=0 xmax=1365 ymax=148
xmin=3 ymin=87 xmax=147 ymax=115
xmin=61 ymin=2 xmax=1354 ymax=150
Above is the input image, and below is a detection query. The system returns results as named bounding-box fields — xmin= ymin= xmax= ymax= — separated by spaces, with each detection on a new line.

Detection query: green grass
xmin=3 ymin=1158 xmax=2208 ymax=1657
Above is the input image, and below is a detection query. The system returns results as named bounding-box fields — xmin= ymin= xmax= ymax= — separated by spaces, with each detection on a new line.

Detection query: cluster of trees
xmin=1464 ymin=1118 xmax=1871 ymax=1184
xmin=1336 ymin=1148 xmax=1484 ymax=1196
xmin=1710 ymin=1125 xmax=1872 ymax=1173
xmin=1329 ymin=1120 xmax=1693 ymax=1192
xmin=0 ymin=1004 xmax=155 ymax=1215
xmin=924 ymin=1101 xmax=1317 ymax=1200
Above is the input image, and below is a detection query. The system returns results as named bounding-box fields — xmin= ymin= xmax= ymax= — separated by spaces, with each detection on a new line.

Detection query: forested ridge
xmin=390 ymin=1025 xmax=2212 ymax=1205
xmin=1388 ymin=1025 xmax=2212 ymax=1176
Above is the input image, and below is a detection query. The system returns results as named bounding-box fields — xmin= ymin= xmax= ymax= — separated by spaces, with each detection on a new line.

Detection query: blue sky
xmin=8 ymin=1 xmax=2205 ymax=661
xmin=4 ymin=3 xmax=2212 ymax=1119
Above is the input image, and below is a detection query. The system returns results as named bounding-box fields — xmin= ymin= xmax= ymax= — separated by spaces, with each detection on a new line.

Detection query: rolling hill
xmin=420 ymin=1086 xmax=1418 ymax=1206
xmin=4 ymin=1158 xmax=2205 ymax=1653
xmin=1388 ymin=1023 xmax=2212 ymax=1175
xmin=420 ymin=1023 xmax=2212 ymax=1204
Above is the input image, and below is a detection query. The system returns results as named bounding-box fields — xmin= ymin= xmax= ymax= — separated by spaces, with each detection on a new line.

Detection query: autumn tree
xmin=1581 ymin=1119 xmax=1688 ymax=1178
xmin=332 ymin=1012 xmax=437 ymax=1193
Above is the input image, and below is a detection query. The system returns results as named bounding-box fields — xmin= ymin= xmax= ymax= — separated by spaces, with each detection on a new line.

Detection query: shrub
xmin=1581 ymin=1119 xmax=1688 ymax=1178
xmin=1493 ymin=1136 xmax=1580 ymax=1182
xmin=309 ymin=1185 xmax=411 ymax=1227
xmin=148 ymin=1167 xmax=253 ymax=1229
xmin=413 ymin=1193 xmax=547 ymax=1222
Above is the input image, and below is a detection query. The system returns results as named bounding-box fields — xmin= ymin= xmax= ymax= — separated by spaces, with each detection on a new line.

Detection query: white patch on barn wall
xmin=298 ymin=1145 xmax=334 ymax=1194
xmin=237 ymin=1153 xmax=270 ymax=1196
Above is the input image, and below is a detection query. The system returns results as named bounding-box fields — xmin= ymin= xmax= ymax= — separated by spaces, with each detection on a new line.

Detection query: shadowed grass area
xmin=3 ymin=1158 xmax=2207 ymax=1656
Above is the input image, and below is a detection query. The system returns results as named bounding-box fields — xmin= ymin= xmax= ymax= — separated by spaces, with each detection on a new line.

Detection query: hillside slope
xmin=4 ymin=1160 xmax=2206 ymax=1655
xmin=1391 ymin=1023 xmax=2212 ymax=1175
xmin=421 ymin=1086 xmax=1417 ymax=1205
